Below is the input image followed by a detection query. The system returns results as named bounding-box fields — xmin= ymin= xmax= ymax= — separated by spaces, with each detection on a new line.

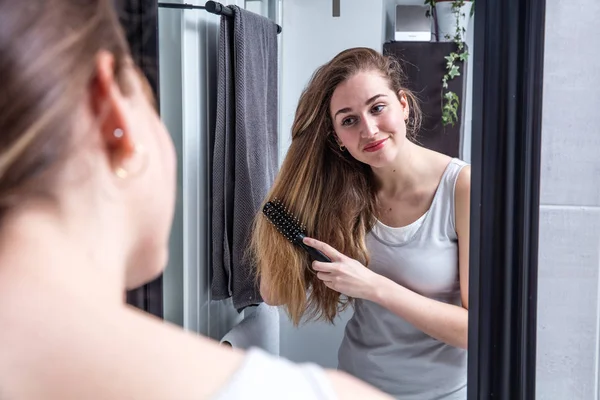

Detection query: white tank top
xmin=337 ymin=158 xmax=468 ymax=400
xmin=212 ymin=348 xmax=337 ymax=399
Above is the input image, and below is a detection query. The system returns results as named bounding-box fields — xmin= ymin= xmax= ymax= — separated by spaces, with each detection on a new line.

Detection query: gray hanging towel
xmin=211 ymin=5 xmax=279 ymax=312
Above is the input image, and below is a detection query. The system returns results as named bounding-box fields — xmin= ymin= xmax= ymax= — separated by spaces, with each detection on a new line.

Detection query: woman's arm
xmin=368 ymin=275 xmax=468 ymax=349
xmin=306 ymin=166 xmax=471 ymax=350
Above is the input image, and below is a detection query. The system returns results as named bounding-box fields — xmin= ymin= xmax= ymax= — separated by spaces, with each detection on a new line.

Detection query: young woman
xmin=252 ymin=47 xmax=470 ymax=399
xmin=0 ymin=2 xmax=392 ymax=399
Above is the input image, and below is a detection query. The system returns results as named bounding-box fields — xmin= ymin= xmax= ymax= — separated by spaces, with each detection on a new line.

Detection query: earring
xmin=115 ymin=164 xmax=130 ymax=179
xmin=332 ymin=132 xmax=345 ymax=152
xmin=112 ymin=128 xmax=148 ymax=179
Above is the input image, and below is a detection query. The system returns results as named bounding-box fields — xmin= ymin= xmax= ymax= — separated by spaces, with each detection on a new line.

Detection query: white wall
xmin=536 ymin=0 xmax=600 ymax=398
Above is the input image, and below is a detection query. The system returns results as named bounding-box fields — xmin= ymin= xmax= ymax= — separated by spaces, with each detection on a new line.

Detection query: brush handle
xmin=297 ymin=235 xmax=332 ymax=263
xmin=305 ymin=245 xmax=332 ymax=263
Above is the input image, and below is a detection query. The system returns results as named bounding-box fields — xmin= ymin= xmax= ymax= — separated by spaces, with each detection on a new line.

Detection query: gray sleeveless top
xmin=338 ymin=158 xmax=468 ymax=400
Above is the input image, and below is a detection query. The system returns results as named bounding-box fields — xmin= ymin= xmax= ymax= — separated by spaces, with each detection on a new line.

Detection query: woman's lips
xmin=363 ymin=138 xmax=388 ymax=152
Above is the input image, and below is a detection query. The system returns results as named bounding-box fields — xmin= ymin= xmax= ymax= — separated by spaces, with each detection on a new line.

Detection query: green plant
xmin=425 ymin=0 xmax=474 ymax=127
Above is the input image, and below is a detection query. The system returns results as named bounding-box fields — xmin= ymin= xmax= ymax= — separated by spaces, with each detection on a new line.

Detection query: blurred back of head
xmin=0 ymin=0 xmax=131 ymax=218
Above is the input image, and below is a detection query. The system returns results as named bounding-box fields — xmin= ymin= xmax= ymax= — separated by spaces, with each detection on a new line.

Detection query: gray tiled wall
xmin=536 ymin=1 xmax=600 ymax=398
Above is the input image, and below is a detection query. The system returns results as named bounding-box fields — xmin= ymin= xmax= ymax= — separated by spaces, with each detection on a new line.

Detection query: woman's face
xmin=330 ymin=70 xmax=409 ymax=169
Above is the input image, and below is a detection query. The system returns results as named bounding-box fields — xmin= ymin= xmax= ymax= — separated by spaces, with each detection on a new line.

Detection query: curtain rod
xmin=157 ymin=1 xmax=282 ymax=34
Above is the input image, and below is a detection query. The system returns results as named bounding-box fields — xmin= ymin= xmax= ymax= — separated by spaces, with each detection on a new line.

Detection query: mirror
xmin=138 ymin=0 xmax=556 ymax=398
xmin=275 ymin=2 xmax=473 ymax=399
xmin=154 ymin=1 xmax=475 ymax=399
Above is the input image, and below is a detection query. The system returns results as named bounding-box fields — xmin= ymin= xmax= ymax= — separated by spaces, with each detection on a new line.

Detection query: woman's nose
xmin=360 ymin=117 xmax=379 ymax=138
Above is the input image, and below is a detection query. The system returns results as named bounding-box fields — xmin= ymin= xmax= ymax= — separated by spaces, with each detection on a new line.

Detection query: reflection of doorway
xmin=117 ymin=0 xmax=163 ymax=319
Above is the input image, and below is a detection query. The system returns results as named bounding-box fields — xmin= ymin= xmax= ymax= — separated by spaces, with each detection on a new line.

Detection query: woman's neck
xmin=0 ymin=205 xmax=128 ymax=306
xmin=371 ymin=141 xmax=430 ymax=198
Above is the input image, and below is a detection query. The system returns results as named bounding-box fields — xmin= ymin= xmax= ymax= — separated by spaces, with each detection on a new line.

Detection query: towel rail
xmin=158 ymin=1 xmax=282 ymax=34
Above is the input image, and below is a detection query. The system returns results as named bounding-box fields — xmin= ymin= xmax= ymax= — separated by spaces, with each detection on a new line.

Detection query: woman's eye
xmin=341 ymin=117 xmax=356 ymax=126
xmin=372 ymin=104 xmax=385 ymax=113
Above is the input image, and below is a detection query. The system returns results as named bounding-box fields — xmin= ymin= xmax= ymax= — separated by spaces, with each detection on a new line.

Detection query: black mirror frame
xmin=468 ymin=0 xmax=546 ymax=398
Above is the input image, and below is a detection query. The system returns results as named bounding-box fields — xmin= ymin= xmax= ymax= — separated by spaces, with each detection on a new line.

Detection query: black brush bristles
xmin=262 ymin=198 xmax=332 ymax=264
xmin=262 ymin=198 xmax=306 ymax=245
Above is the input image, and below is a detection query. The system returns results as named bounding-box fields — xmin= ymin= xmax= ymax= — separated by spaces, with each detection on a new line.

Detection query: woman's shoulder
xmin=421 ymin=148 xmax=454 ymax=171
xmin=419 ymin=149 xmax=468 ymax=183
xmin=0 ymin=288 xmax=244 ymax=399
xmin=430 ymin=148 xmax=469 ymax=165
xmin=0 ymin=284 xmax=391 ymax=400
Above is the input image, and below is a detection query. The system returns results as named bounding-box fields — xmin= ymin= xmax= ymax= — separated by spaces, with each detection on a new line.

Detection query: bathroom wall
xmin=535 ymin=0 xmax=600 ymax=398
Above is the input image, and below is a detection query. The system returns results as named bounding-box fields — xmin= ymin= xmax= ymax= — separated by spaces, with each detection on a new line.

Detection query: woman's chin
xmin=125 ymin=247 xmax=169 ymax=290
xmin=361 ymin=147 xmax=398 ymax=169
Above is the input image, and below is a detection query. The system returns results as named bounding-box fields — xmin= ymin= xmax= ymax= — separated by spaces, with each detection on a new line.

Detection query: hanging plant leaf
xmin=448 ymin=65 xmax=460 ymax=79
xmin=425 ymin=0 xmax=474 ymax=126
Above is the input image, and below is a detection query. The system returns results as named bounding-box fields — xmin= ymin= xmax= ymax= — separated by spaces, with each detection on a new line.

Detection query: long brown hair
xmin=0 ymin=1 xmax=133 ymax=219
xmin=249 ymin=47 xmax=422 ymax=325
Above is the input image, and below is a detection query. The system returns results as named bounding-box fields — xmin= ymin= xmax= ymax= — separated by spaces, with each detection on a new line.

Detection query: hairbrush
xmin=262 ymin=199 xmax=332 ymax=264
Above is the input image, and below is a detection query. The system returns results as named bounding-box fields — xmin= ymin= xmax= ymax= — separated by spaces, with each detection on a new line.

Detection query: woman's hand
xmin=303 ymin=237 xmax=382 ymax=300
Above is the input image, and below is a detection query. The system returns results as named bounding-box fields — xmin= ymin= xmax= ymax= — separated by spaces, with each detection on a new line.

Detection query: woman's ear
xmin=332 ymin=132 xmax=346 ymax=149
xmin=398 ymin=90 xmax=410 ymax=120
xmin=333 ymin=133 xmax=341 ymax=146
xmin=90 ymin=51 xmax=135 ymax=169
